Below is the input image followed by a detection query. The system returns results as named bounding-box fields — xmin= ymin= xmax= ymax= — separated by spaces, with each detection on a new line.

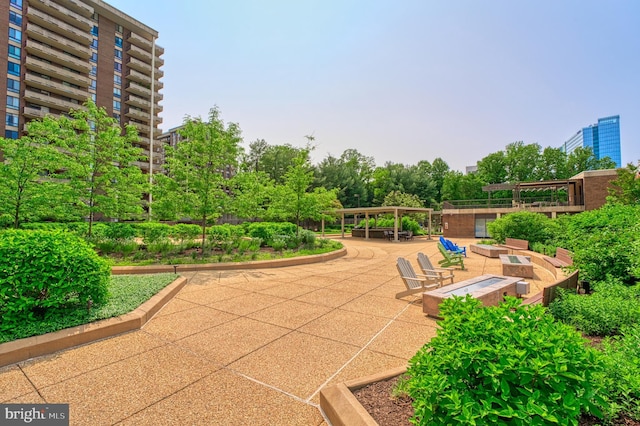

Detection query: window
xmin=115 ymin=24 xmax=123 ymax=33
xmin=90 ymin=52 xmax=97 ymax=63
xmin=115 ymin=36 xmax=123 ymax=48
xmin=113 ymin=100 xmax=121 ymax=111
xmin=6 ymin=95 xmax=20 ymax=110
xmin=90 ymin=79 xmax=96 ymax=89
xmin=8 ymin=45 xmax=20 ymax=59
xmin=91 ymin=25 xmax=98 ymax=36
xmin=8 ymin=61 xmax=20 ymax=76
xmin=114 ymin=74 xmax=122 ymax=85
xmin=114 ymin=49 xmax=122 ymax=59
xmin=9 ymin=28 xmax=21 ymax=42
xmin=90 ymin=65 xmax=97 ymax=76
xmin=9 ymin=11 xmax=22 ymax=25
xmin=91 ymin=39 xmax=98 ymax=49
xmin=113 ymin=87 xmax=121 ymax=98
xmin=7 ymin=78 xmax=19 ymax=93
xmin=5 ymin=130 xmax=18 ymax=139
xmin=91 ymin=93 xmax=96 ymax=102
xmin=6 ymin=113 xmax=18 ymax=127
xmin=113 ymin=113 xmax=120 ymax=121
xmin=10 ymin=0 xmax=23 ymax=8
xmin=114 ymin=62 xmax=122 ymax=72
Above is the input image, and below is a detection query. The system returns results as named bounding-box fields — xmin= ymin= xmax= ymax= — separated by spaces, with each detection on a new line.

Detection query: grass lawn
xmin=0 ymin=273 xmax=178 ymax=344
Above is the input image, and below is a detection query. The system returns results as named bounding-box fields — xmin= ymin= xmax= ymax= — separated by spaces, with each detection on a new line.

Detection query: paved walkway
xmin=0 ymin=237 xmax=556 ymax=425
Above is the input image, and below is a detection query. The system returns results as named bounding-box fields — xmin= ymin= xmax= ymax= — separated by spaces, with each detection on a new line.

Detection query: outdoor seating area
xmin=440 ymin=236 xmax=467 ymax=256
xmin=0 ymin=236 xmax=559 ymax=425
xmin=437 ymin=242 xmax=465 ymax=269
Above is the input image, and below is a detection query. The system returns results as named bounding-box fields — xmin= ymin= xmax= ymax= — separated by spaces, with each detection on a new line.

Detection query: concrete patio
xmin=0 ymin=237 xmax=557 ymax=425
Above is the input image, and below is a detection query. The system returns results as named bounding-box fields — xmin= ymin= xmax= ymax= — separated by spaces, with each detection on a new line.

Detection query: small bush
xmin=169 ymin=223 xmax=200 ymax=243
xmin=548 ymin=280 xmax=640 ymax=336
xmin=246 ymin=222 xmax=297 ymax=246
xmin=104 ymin=223 xmax=137 ymax=241
xmin=403 ymin=296 xmax=605 ymax=425
xmin=487 ymin=211 xmax=558 ymax=245
xmin=595 ymin=325 xmax=640 ymax=421
xmin=299 ymin=229 xmax=316 ymax=248
xmin=136 ymin=222 xmax=172 ymax=244
xmin=0 ymin=230 xmax=111 ymax=332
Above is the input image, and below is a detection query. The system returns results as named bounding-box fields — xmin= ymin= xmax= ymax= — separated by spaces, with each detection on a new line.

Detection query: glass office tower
xmin=561 ymin=115 xmax=621 ymax=167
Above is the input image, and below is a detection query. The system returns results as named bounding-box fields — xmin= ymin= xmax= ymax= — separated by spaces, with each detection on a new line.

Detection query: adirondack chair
xmin=417 ymin=252 xmax=455 ymax=286
xmin=395 ymin=257 xmax=442 ymax=299
xmin=439 ymin=236 xmax=467 ymax=257
xmin=437 ymin=242 xmax=465 ymax=269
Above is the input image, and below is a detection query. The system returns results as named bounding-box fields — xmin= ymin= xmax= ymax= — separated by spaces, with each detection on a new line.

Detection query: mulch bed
xmin=353 ymin=376 xmax=639 ymax=426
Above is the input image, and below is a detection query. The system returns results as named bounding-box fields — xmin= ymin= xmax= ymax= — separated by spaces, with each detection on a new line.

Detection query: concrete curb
xmin=0 ymin=276 xmax=187 ymax=368
xmin=111 ymin=247 xmax=348 ymax=275
xmin=320 ymin=366 xmax=407 ymax=426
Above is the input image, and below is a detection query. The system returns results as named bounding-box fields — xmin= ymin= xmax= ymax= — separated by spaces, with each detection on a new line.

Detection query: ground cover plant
xmin=400 ymin=295 xmax=605 ymax=425
xmin=0 ymin=273 xmax=177 ymax=343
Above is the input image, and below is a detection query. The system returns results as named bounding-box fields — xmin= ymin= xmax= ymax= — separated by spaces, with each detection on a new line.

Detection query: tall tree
xmin=566 ymin=146 xmax=616 ymax=176
xmin=154 ymin=107 xmax=242 ymax=247
xmin=441 ymin=171 xmax=487 ymax=202
xmin=0 ymin=133 xmax=61 ymax=228
xmin=228 ymin=170 xmax=273 ymax=221
xmin=607 ymin=162 xmax=640 ymax=205
xmin=34 ymin=100 xmax=147 ymax=236
xmin=477 ymin=151 xmax=507 ymax=184
xmin=504 ymin=141 xmax=541 ymax=182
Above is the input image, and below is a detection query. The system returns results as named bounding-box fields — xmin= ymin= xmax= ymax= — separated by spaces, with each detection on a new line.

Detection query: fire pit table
xmin=423 ymin=274 xmax=527 ymax=318
xmin=499 ymin=254 xmax=534 ymax=278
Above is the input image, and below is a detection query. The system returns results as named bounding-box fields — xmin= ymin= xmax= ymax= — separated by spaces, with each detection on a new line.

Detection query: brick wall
xmin=583 ymin=173 xmax=616 ymax=210
xmin=442 ymin=213 xmax=475 ymax=238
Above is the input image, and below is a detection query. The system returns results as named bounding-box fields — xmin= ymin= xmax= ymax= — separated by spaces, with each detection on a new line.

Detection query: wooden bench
xmin=522 ymin=270 xmax=579 ymax=306
xmin=544 ymin=247 xmax=573 ymax=268
xmin=499 ymin=238 xmax=529 ymax=251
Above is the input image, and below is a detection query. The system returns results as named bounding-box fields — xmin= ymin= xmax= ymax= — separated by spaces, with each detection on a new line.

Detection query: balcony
xmin=154 ymin=79 xmax=164 ymax=90
xmin=154 ymin=67 xmax=164 ymax=78
xmin=29 ymin=0 xmax=93 ymax=30
xmin=128 ymin=121 xmax=151 ymax=134
xmin=126 ymin=68 xmax=151 ymax=86
xmin=127 ymin=57 xmax=152 ymax=74
xmin=127 ymin=44 xmax=153 ymax=63
xmin=24 ymin=89 xmax=85 ymax=112
xmin=23 ymin=106 xmax=48 ymax=119
xmin=125 ymin=107 xmax=149 ymax=121
xmin=25 ymin=39 xmax=91 ymax=73
xmin=27 ymin=7 xmax=92 ymax=45
xmin=124 ymin=94 xmax=150 ymax=109
xmin=25 ymin=56 xmax=90 ymax=87
xmin=58 ymin=0 xmax=94 ymax=17
xmin=26 ymin=23 xmax=90 ymax=59
xmin=127 ymin=32 xmax=152 ymax=50
xmin=154 ymin=92 xmax=164 ymax=101
xmin=154 ymin=55 xmax=165 ymax=67
xmin=137 ymin=136 xmax=150 ymax=148
xmin=25 ymin=72 xmax=89 ymax=101
xmin=125 ymin=81 xmax=151 ymax=98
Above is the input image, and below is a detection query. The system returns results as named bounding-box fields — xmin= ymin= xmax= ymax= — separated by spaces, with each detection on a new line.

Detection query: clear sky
xmin=108 ymin=0 xmax=639 ymax=172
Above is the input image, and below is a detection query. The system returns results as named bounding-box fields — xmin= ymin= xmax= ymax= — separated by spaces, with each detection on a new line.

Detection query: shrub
xmin=246 ymin=222 xmax=297 ymax=246
xmin=103 ymin=223 xmax=137 ymax=241
xmin=487 ymin=211 xmax=557 ymax=245
xmin=0 ymin=230 xmax=111 ymax=332
xmin=299 ymin=229 xmax=316 ymax=248
xmin=403 ymin=296 xmax=605 ymax=425
xmin=360 ymin=216 xmax=424 ymax=235
xmin=135 ymin=222 xmax=172 ymax=244
xmin=548 ymin=280 xmax=640 ymax=336
xmin=595 ymin=325 xmax=640 ymax=421
xmin=169 ymin=223 xmax=201 ymax=244
xmin=554 ymin=205 xmax=640 ymax=283
xmin=0 ymin=214 xmax=13 ymax=229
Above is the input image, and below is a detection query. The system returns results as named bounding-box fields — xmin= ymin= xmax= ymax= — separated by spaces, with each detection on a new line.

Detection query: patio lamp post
xmin=354 ymin=194 xmax=360 ymax=227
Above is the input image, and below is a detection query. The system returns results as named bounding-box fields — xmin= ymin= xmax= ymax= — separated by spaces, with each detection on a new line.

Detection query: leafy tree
xmin=382 ymin=190 xmax=423 ymax=207
xmin=251 ymin=143 xmax=308 ymax=184
xmin=607 ymin=162 xmax=640 ymax=205
xmin=477 ymin=151 xmax=507 ymax=184
xmin=504 ymin=141 xmax=541 ymax=182
xmin=429 ymin=158 xmax=450 ymax=203
xmin=32 ymin=100 xmax=147 ymax=236
xmin=314 ymin=149 xmax=374 ymax=207
xmin=566 ymin=146 xmax=616 ymax=176
xmin=441 ymin=171 xmax=487 ymax=201
xmin=0 ymin=133 xmax=61 ymax=228
xmin=536 ymin=147 xmax=568 ymax=180
xmin=487 ymin=210 xmax=558 ymax=245
xmin=229 ymin=170 xmax=273 ymax=220
xmin=266 ymin=152 xmax=339 ymax=232
xmin=154 ymin=107 xmax=242 ymax=247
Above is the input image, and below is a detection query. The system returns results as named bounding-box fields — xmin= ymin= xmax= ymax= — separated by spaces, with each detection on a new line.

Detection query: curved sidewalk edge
xmin=111 ymin=247 xmax=348 ymax=275
xmin=0 ymin=248 xmax=347 ymax=368
xmin=0 ymin=276 xmax=187 ymax=368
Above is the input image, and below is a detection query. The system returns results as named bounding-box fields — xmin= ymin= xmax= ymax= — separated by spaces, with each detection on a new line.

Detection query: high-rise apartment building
xmin=561 ymin=115 xmax=621 ymax=168
xmin=1 ymin=0 xmax=164 ymax=174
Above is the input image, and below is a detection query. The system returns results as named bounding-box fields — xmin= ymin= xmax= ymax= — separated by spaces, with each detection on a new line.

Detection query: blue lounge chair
xmin=439 ymin=236 xmax=467 ymax=257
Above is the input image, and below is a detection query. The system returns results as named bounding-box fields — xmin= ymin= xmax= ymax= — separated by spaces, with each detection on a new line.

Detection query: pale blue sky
xmin=108 ymin=0 xmax=639 ymax=172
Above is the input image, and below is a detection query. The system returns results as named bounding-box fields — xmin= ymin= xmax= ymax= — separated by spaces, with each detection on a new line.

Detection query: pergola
xmin=322 ymin=206 xmax=433 ymax=242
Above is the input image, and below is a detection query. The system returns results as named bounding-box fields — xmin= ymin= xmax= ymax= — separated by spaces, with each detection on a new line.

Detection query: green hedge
xmin=403 ymin=296 xmax=604 ymax=425
xmin=246 ymin=222 xmax=297 ymax=246
xmin=0 ymin=230 xmax=110 ymax=332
